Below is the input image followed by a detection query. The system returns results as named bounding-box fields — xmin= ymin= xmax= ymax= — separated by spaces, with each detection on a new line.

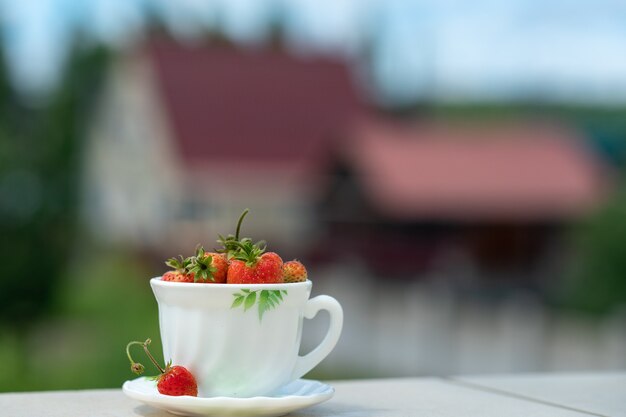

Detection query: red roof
xmin=347 ymin=120 xmax=609 ymax=221
xmin=147 ymin=39 xmax=362 ymax=176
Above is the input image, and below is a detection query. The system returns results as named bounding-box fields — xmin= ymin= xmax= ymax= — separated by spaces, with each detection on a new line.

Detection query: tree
xmin=0 ymin=45 xmax=109 ymax=332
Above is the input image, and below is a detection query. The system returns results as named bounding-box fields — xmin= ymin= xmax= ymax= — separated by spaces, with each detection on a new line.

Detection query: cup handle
xmin=291 ymin=295 xmax=343 ymax=380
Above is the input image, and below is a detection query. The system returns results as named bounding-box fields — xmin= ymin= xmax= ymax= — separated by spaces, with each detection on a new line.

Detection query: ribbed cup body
xmin=150 ymin=279 xmax=312 ymax=398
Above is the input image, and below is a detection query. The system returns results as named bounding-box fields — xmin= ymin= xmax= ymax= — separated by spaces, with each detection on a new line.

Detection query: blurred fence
xmin=304 ymin=266 xmax=626 ymax=378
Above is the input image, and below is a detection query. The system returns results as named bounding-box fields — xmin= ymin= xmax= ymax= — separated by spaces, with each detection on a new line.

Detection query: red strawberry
xmin=156 ymin=365 xmax=198 ymax=396
xmin=189 ymin=246 xmax=228 ymax=283
xmin=162 ymin=256 xmax=194 ymax=282
xmin=282 ymin=260 xmax=307 ymax=283
xmin=226 ymin=240 xmax=283 ymax=284
xmin=216 ymin=209 xmax=283 ymax=284
xmin=203 ymin=252 xmax=228 ymax=283
xmin=126 ymin=338 xmax=198 ymax=397
xmin=162 ymin=246 xmax=229 ymax=283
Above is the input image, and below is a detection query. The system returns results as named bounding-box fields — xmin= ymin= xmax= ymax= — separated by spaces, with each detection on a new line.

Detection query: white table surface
xmin=1 ymin=373 xmax=624 ymax=417
xmin=454 ymin=372 xmax=626 ymax=417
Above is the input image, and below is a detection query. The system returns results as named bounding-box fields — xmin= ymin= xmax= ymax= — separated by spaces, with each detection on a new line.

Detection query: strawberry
xmin=156 ymin=365 xmax=198 ymax=396
xmin=162 ymin=246 xmax=228 ymax=283
xmin=126 ymin=338 xmax=198 ymax=397
xmin=216 ymin=209 xmax=284 ymax=284
xmin=282 ymin=260 xmax=307 ymax=283
xmin=226 ymin=239 xmax=284 ymax=284
xmin=189 ymin=246 xmax=228 ymax=283
xmin=162 ymin=256 xmax=194 ymax=282
xmin=201 ymin=252 xmax=228 ymax=283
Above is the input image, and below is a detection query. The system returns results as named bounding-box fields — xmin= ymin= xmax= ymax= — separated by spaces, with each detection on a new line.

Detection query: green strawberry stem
xmin=235 ymin=208 xmax=249 ymax=240
xmin=126 ymin=338 xmax=165 ymax=374
xmin=216 ymin=208 xmax=252 ymax=259
xmin=223 ymin=209 xmax=267 ymax=266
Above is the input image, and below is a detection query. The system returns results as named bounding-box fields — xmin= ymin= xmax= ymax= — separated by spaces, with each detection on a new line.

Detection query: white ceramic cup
xmin=150 ymin=278 xmax=343 ymax=398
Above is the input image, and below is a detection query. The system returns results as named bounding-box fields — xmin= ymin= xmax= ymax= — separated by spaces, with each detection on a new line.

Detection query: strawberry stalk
xmin=217 ymin=209 xmax=268 ymax=265
xmin=126 ymin=338 xmax=166 ymax=375
xmin=217 ymin=208 xmax=252 ymax=259
xmin=235 ymin=208 xmax=249 ymax=241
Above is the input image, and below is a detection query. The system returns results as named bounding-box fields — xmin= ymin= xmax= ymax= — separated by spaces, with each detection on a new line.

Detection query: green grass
xmin=0 ymin=249 xmax=163 ymax=392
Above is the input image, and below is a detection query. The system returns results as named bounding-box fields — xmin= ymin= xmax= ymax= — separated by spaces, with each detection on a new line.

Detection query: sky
xmin=1 ymin=0 xmax=626 ymax=105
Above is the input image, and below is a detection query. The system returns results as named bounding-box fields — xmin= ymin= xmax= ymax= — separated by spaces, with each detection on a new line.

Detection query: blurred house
xmin=84 ymin=38 xmax=363 ymax=254
xmin=84 ymin=39 xmax=610 ymax=284
xmin=317 ymin=120 xmax=609 ymax=289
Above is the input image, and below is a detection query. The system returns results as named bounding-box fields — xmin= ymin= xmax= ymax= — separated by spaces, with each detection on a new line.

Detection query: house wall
xmin=82 ymin=50 xmax=319 ymax=254
xmin=82 ymin=50 xmax=183 ymax=248
xmin=161 ymin=164 xmax=319 ymax=255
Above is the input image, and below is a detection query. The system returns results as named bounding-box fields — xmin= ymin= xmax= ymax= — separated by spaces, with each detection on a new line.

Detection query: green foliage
xmin=0 ymin=43 xmax=116 ymax=393
xmin=0 ymin=45 xmax=110 ymax=329
xmin=0 ymin=250 xmax=162 ymax=392
xmin=562 ymin=190 xmax=626 ymax=314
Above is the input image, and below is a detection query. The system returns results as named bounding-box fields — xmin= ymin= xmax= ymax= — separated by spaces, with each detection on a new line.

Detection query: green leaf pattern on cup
xmin=231 ymin=289 xmax=288 ymax=320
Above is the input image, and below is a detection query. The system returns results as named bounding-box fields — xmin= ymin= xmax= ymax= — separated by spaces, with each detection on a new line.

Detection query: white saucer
xmin=122 ymin=377 xmax=334 ymax=417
